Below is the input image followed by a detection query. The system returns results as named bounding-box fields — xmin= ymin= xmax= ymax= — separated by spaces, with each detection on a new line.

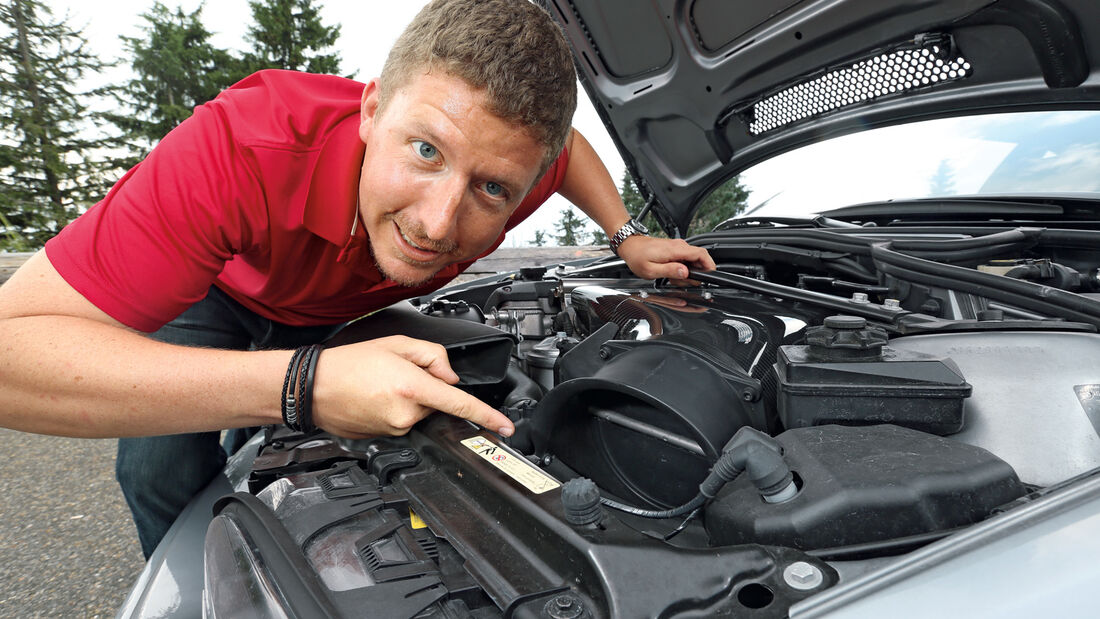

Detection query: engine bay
xmin=205 ymin=224 xmax=1100 ymax=618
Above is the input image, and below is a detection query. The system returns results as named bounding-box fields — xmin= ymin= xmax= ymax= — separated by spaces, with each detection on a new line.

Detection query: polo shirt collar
xmin=303 ymin=113 xmax=364 ymax=246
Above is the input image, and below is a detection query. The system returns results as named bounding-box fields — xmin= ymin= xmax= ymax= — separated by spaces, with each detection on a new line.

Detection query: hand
xmin=309 ymin=335 xmax=515 ymax=439
xmin=615 ymin=235 xmax=717 ymax=284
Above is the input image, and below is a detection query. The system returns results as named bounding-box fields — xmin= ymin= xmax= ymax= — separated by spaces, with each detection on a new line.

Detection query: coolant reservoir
xmin=775 ymin=316 xmax=972 ymax=435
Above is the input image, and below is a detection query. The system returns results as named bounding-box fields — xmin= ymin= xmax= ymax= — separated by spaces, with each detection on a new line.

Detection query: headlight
xmin=203 ymin=513 xmax=290 ymax=619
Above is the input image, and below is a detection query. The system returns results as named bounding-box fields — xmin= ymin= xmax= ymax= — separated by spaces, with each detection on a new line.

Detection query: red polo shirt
xmin=45 ymin=70 xmax=567 ymax=332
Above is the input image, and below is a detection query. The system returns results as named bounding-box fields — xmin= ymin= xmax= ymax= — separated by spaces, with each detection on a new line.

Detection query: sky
xmin=45 ymin=0 xmax=625 ymax=246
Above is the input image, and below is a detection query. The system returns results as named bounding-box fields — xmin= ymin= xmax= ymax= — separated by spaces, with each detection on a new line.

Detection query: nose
xmin=419 ymin=175 xmax=467 ymax=242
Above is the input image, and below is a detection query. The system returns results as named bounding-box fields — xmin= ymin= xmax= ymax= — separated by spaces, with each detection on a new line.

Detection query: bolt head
xmin=783 ymin=561 xmax=824 ymax=590
xmin=544 ymin=593 xmax=584 ymax=618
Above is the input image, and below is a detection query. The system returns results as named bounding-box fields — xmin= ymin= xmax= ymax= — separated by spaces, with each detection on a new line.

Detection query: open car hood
xmin=541 ymin=0 xmax=1100 ymax=235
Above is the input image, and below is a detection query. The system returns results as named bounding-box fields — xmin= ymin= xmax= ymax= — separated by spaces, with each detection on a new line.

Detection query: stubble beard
xmin=370 ymin=212 xmax=460 ymax=287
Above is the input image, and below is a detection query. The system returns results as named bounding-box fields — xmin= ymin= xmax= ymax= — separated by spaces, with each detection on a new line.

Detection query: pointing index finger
xmin=415 ymin=374 xmax=515 ymax=437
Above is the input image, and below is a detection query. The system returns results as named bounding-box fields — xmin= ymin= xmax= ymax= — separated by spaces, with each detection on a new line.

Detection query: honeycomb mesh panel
xmin=748 ymin=45 xmax=972 ymax=135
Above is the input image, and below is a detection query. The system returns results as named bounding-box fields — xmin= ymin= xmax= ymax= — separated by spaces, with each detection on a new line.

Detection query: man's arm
xmin=0 ymin=252 xmax=513 ymax=438
xmin=557 ymin=129 xmax=716 ymax=280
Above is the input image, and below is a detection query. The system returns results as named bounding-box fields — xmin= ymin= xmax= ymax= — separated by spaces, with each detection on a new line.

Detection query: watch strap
xmin=609 ymin=218 xmax=648 ymax=255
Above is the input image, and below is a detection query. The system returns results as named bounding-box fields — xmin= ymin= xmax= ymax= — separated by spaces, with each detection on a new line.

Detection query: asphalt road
xmin=0 ymin=429 xmax=144 ymax=618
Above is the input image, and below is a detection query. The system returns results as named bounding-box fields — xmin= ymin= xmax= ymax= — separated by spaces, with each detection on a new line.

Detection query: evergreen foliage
xmin=1 ymin=0 xmax=350 ymax=250
xmin=107 ymin=2 xmax=238 ymax=163
xmin=553 ymin=207 xmax=587 ymax=246
xmin=618 ymin=170 xmax=750 ymax=237
xmin=532 ymin=229 xmax=547 ymax=247
xmin=0 ymin=0 xmax=123 ymax=250
xmin=928 ymin=160 xmax=956 ymax=195
xmin=690 ymin=176 xmax=750 ymax=235
xmin=241 ymin=0 xmax=341 ymax=74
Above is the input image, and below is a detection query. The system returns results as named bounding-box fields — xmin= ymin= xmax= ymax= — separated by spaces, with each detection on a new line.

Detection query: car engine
xmin=203 ymin=224 xmax=1100 ymax=618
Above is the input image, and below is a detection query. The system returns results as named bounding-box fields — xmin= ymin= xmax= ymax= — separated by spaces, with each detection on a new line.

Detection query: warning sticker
xmin=408 ymin=508 xmax=427 ymax=529
xmin=461 ymin=436 xmax=561 ymax=494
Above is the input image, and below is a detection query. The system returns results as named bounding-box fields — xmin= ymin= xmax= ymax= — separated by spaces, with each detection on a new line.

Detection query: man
xmin=0 ymin=0 xmax=714 ymax=558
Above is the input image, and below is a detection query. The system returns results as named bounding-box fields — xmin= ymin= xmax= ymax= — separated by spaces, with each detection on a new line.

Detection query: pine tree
xmin=590 ymin=228 xmax=608 ymax=245
xmin=689 ymin=176 xmax=749 ymax=235
xmin=107 ymin=2 xmax=237 ymax=163
xmin=554 ymin=208 xmax=587 ymax=246
xmin=928 ymin=160 xmax=955 ymax=195
xmin=241 ymin=0 xmax=341 ymax=74
xmin=618 ymin=169 xmax=750 ymax=237
xmin=532 ymin=229 xmax=547 ymax=247
xmin=0 ymin=0 xmax=123 ymax=250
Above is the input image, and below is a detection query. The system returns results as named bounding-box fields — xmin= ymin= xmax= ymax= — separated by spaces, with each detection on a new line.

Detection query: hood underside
xmin=541 ymin=0 xmax=1100 ymax=235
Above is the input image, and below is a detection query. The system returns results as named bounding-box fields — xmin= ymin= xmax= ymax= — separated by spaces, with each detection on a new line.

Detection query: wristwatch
xmin=609 ymin=218 xmax=649 ymax=255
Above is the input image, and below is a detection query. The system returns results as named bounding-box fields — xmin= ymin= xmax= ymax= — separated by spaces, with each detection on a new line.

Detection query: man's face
xmin=357 ymin=72 xmax=547 ymax=286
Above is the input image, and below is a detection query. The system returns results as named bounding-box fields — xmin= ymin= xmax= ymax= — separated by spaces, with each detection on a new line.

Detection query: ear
xmin=358 ymin=78 xmax=382 ymax=144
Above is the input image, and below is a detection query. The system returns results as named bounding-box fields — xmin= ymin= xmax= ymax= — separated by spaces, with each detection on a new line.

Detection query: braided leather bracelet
xmin=280 ymin=347 xmax=306 ymax=430
xmin=281 ymin=344 xmax=324 ymax=433
xmin=299 ymin=344 xmax=323 ymax=432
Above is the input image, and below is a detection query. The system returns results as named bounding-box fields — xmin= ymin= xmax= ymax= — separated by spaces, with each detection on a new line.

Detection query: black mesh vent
xmin=748 ymin=45 xmax=972 ymax=135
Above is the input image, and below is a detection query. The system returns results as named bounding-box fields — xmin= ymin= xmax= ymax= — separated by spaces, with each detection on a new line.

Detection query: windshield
xmin=731 ymin=110 xmax=1100 ymax=220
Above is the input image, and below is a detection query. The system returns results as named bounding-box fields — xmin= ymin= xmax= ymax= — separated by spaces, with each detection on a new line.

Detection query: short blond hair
xmin=379 ymin=0 xmax=577 ymax=176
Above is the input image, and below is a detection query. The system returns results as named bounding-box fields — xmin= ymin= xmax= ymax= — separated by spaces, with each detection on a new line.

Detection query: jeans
xmin=115 ymin=286 xmax=344 ymax=558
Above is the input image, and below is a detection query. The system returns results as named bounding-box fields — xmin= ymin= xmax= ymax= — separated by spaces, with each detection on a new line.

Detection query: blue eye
xmin=413 ymin=140 xmax=438 ymax=160
xmin=484 ymin=181 xmax=503 ymax=196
